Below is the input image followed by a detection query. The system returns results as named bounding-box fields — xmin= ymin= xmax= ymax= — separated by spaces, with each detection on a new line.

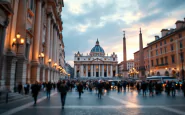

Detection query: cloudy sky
xmin=62 ymin=0 xmax=185 ymax=67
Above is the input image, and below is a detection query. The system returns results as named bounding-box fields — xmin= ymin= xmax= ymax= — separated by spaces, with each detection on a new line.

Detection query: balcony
xmin=155 ymin=63 xmax=168 ymax=67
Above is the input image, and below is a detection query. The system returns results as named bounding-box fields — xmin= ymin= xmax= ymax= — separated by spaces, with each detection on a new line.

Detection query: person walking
xmin=171 ymin=80 xmax=176 ymax=97
xmin=97 ymin=81 xmax=104 ymax=99
xmin=77 ymin=82 xmax=83 ymax=99
xmin=31 ymin=81 xmax=40 ymax=105
xmin=46 ymin=82 xmax=52 ymax=99
xmin=59 ymin=80 xmax=68 ymax=109
xmin=141 ymin=81 xmax=147 ymax=97
xmin=18 ymin=83 xmax=22 ymax=94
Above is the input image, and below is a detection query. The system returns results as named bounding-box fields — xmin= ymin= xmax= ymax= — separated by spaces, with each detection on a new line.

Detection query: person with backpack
xmin=31 ymin=81 xmax=40 ymax=105
xmin=59 ymin=80 xmax=68 ymax=109
xmin=77 ymin=82 xmax=83 ymax=99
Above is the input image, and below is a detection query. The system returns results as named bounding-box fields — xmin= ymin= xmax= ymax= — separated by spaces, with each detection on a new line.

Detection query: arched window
xmin=157 ymin=72 xmax=160 ymax=76
xmin=165 ymin=71 xmax=169 ymax=76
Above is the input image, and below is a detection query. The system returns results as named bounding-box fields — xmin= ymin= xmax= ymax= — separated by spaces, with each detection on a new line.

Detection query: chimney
xmin=175 ymin=20 xmax=184 ymax=30
xmin=161 ymin=29 xmax=169 ymax=37
xmin=155 ymin=35 xmax=160 ymax=40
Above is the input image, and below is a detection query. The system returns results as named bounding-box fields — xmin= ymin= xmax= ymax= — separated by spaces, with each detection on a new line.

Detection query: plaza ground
xmin=0 ymin=90 xmax=185 ymax=115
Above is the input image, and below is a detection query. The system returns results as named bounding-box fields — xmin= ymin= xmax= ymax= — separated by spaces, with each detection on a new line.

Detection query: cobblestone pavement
xmin=1 ymin=90 xmax=185 ymax=115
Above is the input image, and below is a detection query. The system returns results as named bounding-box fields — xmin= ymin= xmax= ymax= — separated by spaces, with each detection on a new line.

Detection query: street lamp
xmin=12 ymin=33 xmax=25 ymax=92
xmin=180 ymin=49 xmax=184 ymax=81
xmin=54 ymin=63 xmax=57 ymax=68
xmin=48 ymin=59 xmax=51 ymax=66
xmin=38 ymin=52 xmax=44 ymax=63
xmin=12 ymin=33 xmax=25 ymax=52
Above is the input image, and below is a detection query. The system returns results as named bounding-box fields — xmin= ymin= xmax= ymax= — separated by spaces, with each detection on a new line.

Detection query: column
xmin=44 ymin=13 xmax=51 ymax=82
xmin=98 ymin=64 xmax=100 ymax=77
xmin=102 ymin=65 xmax=104 ymax=77
xmin=91 ymin=65 xmax=93 ymax=77
xmin=53 ymin=24 xmax=57 ymax=63
xmin=50 ymin=20 xmax=54 ymax=65
xmin=44 ymin=13 xmax=51 ymax=65
xmin=80 ymin=64 xmax=83 ymax=77
xmin=116 ymin=65 xmax=118 ymax=77
xmin=94 ymin=64 xmax=96 ymax=77
xmin=31 ymin=0 xmax=42 ymax=83
xmin=107 ymin=64 xmax=108 ymax=77
xmin=86 ymin=64 xmax=88 ymax=77
xmin=111 ymin=65 xmax=113 ymax=77
xmin=74 ymin=65 xmax=76 ymax=78
xmin=32 ymin=0 xmax=42 ymax=62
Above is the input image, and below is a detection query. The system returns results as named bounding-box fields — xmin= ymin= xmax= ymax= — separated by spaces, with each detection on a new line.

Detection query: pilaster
xmin=31 ymin=62 xmax=40 ymax=83
xmin=102 ymin=65 xmax=104 ymax=77
xmin=91 ymin=65 xmax=93 ymax=77
xmin=86 ymin=64 xmax=88 ymax=77
xmin=16 ymin=58 xmax=27 ymax=85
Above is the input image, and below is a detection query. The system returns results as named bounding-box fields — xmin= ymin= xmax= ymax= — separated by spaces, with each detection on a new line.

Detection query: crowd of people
xmin=16 ymin=79 xmax=185 ymax=109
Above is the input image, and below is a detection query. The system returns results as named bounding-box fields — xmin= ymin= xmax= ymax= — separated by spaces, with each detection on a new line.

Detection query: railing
xmin=155 ymin=63 xmax=168 ymax=67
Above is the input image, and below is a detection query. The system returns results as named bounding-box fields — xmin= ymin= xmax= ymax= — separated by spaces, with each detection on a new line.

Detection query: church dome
xmin=90 ymin=39 xmax=105 ymax=56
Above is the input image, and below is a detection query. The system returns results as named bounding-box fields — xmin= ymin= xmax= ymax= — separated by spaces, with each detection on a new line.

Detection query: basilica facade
xmin=74 ymin=40 xmax=118 ymax=78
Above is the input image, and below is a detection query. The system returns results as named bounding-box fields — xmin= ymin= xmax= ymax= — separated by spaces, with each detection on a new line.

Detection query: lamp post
xmin=12 ymin=33 xmax=25 ymax=92
xmin=48 ymin=59 xmax=51 ymax=66
xmin=38 ymin=52 xmax=44 ymax=63
xmin=180 ymin=49 xmax=184 ymax=81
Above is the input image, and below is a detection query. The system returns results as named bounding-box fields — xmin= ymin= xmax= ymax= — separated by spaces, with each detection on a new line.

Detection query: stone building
xmin=74 ymin=39 xmax=118 ymax=79
xmin=0 ymin=0 xmax=65 ymax=91
xmin=118 ymin=59 xmax=135 ymax=77
xmin=134 ymin=18 xmax=185 ymax=80
xmin=65 ymin=63 xmax=74 ymax=79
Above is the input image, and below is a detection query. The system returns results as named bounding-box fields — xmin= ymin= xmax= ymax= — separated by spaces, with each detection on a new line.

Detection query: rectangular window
xmin=180 ymin=41 xmax=183 ymax=48
xmin=164 ymin=47 xmax=167 ymax=53
xmin=156 ymin=59 xmax=159 ymax=65
xmin=161 ymin=58 xmax=164 ymax=64
xmin=150 ymin=46 xmax=152 ymax=50
xmin=171 ymin=55 xmax=175 ymax=63
xmin=156 ymin=50 xmax=158 ymax=55
xmin=151 ymin=52 xmax=153 ymax=56
xmin=165 ymin=56 xmax=168 ymax=64
xmin=160 ymin=48 xmax=162 ymax=54
xmin=160 ymin=41 xmax=162 ymax=46
xmin=151 ymin=60 xmax=154 ymax=66
xmin=164 ymin=40 xmax=166 ymax=44
xmin=180 ymin=52 xmax=184 ymax=62
xmin=171 ymin=44 xmax=174 ymax=51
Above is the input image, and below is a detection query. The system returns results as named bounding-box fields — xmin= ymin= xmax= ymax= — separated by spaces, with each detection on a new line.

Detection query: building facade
xmin=118 ymin=59 xmax=135 ymax=77
xmin=65 ymin=63 xmax=74 ymax=79
xmin=74 ymin=39 xmax=118 ymax=78
xmin=0 ymin=0 xmax=65 ymax=91
xmin=134 ymin=18 xmax=185 ymax=80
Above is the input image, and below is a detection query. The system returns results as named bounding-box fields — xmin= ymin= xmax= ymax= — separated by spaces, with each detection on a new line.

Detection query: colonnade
xmin=74 ymin=64 xmax=118 ymax=78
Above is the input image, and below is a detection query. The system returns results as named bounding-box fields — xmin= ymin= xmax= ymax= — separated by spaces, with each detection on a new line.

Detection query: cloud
xmin=62 ymin=0 xmax=185 ymax=67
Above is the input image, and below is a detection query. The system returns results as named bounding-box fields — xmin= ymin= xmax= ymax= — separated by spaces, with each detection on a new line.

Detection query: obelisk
xmin=123 ymin=31 xmax=127 ymax=78
xmin=139 ymin=28 xmax=145 ymax=79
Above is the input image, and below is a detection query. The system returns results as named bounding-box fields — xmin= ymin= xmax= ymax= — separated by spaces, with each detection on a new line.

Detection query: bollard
xmin=6 ymin=92 xmax=8 ymax=103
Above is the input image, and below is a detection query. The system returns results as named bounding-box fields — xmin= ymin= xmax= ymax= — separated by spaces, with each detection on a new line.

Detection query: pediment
xmin=91 ymin=58 xmax=104 ymax=62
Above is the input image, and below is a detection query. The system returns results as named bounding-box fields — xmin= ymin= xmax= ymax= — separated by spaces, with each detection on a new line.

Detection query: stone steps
xmin=0 ymin=92 xmax=31 ymax=104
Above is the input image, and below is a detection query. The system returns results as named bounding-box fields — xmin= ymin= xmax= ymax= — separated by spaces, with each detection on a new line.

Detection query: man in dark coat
xmin=59 ymin=80 xmax=68 ymax=109
xmin=46 ymin=82 xmax=52 ymax=99
xmin=31 ymin=81 xmax=40 ymax=105
xmin=77 ymin=82 xmax=83 ymax=99
xmin=97 ymin=81 xmax=104 ymax=99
